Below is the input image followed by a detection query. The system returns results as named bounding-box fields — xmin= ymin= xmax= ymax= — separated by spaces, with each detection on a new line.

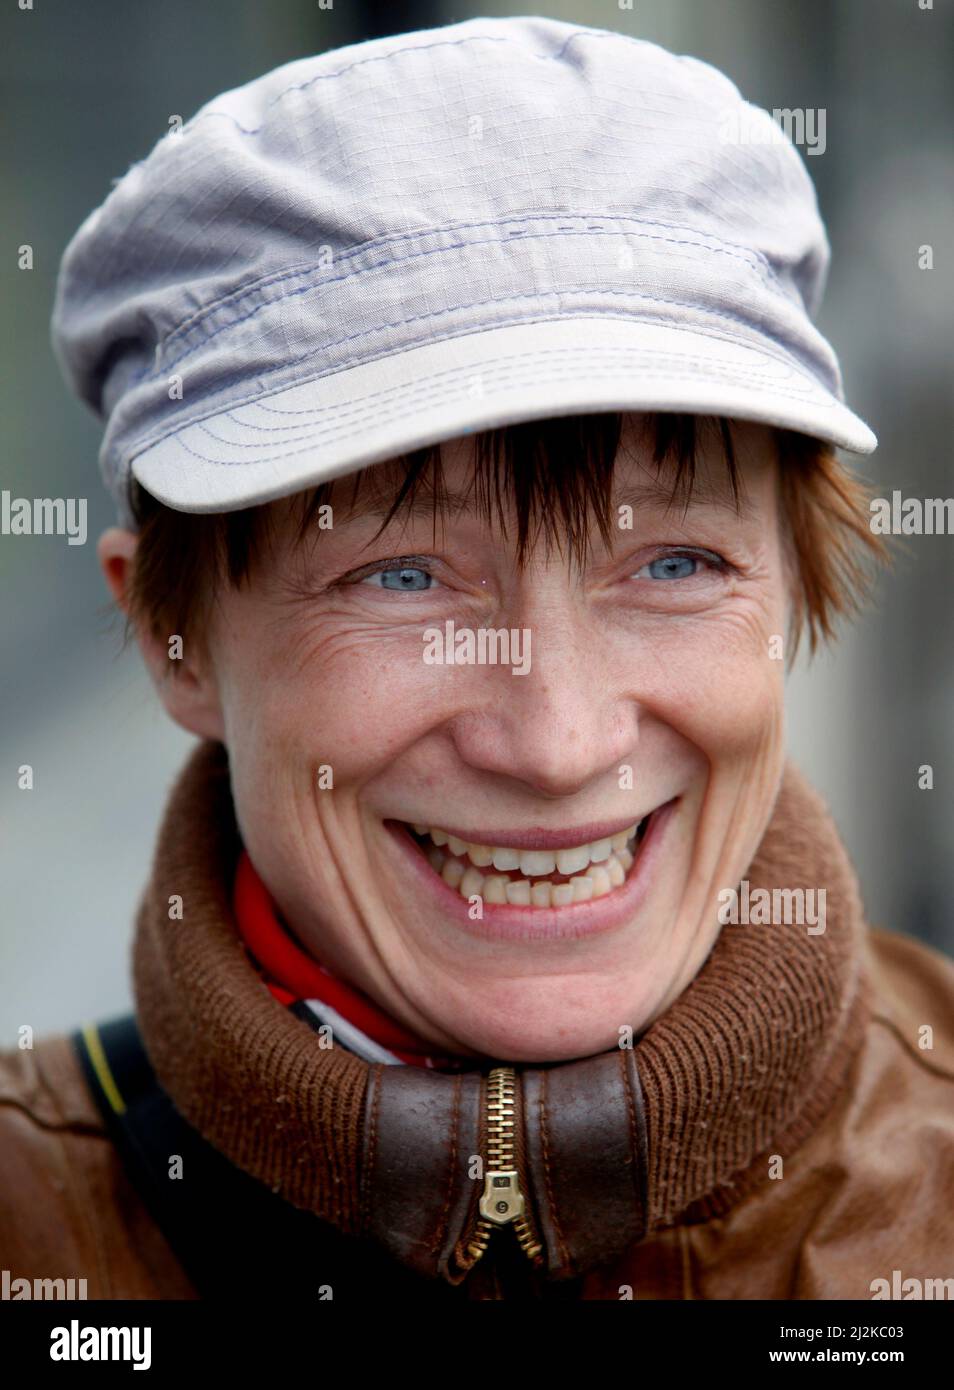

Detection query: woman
xmin=3 ymin=15 xmax=953 ymax=1301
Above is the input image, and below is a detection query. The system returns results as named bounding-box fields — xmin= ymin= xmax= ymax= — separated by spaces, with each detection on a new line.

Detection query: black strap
xmin=71 ymin=1013 xmax=466 ymax=1300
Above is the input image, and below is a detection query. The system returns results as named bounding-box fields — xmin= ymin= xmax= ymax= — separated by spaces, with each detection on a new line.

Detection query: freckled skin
xmin=99 ymin=415 xmax=790 ymax=1063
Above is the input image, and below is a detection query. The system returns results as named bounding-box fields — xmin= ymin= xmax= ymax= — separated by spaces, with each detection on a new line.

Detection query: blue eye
xmin=643 ymin=554 xmax=701 ymax=580
xmin=364 ymin=565 xmax=433 ymax=591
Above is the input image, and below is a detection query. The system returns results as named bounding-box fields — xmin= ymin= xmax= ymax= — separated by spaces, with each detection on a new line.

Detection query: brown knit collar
xmin=132 ymin=739 xmax=871 ymax=1246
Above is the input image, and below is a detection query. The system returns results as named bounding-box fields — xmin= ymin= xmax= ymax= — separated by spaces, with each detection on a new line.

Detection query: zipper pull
xmin=479 ymin=1169 xmax=526 ymax=1224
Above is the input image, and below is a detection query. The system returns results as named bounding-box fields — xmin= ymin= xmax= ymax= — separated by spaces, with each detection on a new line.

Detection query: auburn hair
xmin=119 ymin=411 xmax=888 ymax=665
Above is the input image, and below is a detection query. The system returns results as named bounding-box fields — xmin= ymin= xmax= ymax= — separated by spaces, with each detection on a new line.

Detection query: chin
xmin=442 ymin=993 xmax=660 ymax=1065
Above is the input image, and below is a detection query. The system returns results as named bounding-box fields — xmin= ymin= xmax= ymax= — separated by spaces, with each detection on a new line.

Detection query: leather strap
xmin=522 ymin=1048 xmax=648 ymax=1278
xmin=359 ymin=1066 xmax=484 ymax=1279
xmin=359 ymin=1049 xmax=649 ymax=1282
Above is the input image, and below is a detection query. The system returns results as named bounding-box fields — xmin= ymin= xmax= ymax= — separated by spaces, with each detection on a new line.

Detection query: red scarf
xmin=232 ymin=849 xmax=473 ymax=1071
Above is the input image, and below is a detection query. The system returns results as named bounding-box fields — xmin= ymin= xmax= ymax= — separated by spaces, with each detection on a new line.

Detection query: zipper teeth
xmin=487 ymin=1067 xmax=517 ymax=1166
xmin=462 ymin=1065 xmax=544 ymax=1267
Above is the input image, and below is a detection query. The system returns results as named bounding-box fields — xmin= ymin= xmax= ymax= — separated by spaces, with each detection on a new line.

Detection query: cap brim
xmin=130 ymin=317 xmax=877 ymax=514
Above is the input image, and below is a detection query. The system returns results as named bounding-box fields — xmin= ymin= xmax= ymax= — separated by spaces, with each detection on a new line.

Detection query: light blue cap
xmin=51 ymin=14 xmax=877 ymax=528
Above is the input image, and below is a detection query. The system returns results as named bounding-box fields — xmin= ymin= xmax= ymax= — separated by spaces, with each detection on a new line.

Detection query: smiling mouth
xmin=403 ymin=816 xmax=652 ymax=909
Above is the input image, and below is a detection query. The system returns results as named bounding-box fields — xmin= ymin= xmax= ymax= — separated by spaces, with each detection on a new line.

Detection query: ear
xmin=97 ymin=526 xmax=226 ymax=742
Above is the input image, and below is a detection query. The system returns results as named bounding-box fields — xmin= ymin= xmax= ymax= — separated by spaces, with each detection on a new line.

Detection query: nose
xmin=446 ymin=594 xmax=640 ymax=799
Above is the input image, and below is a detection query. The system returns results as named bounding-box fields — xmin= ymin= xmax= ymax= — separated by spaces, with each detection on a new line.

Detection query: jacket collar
xmin=132 ymin=740 xmax=871 ymax=1278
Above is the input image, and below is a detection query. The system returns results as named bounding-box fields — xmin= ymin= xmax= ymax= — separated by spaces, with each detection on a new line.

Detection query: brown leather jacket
xmin=3 ymin=744 xmax=954 ymax=1300
xmin=1 ymin=927 xmax=954 ymax=1299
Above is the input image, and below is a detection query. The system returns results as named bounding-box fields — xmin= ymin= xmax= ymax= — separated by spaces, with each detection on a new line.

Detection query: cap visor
xmin=131 ymin=317 xmax=877 ymax=513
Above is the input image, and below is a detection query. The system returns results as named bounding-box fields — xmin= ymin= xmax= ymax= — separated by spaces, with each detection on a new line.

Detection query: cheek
xmin=627 ymin=602 xmax=786 ymax=763
xmin=219 ymin=616 xmax=462 ymax=785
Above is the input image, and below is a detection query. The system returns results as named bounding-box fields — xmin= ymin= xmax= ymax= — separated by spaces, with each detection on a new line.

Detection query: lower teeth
xmin=418 ymin=827 xmax=643 ymax=908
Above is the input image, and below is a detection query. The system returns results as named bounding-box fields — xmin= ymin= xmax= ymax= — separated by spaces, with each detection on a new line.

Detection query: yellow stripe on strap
xmin=80 ymin=1022 xmax=127 ymax=1116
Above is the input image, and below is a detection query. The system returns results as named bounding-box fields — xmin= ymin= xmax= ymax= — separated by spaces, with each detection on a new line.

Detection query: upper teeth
xmin=409 ymin=821 xmax=643 ymax=908
xmin=412 ymin=825 xmax=637 ymax=877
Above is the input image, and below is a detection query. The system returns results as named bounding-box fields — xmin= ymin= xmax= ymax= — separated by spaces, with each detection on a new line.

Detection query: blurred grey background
xmin=2 ymin=0 xmax=952 ymax=1038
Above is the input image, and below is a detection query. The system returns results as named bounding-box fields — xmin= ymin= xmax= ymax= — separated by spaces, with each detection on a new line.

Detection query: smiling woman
xmin=109 ymin=410 xmax=885 ymax=1056
xmin=7 ymin=13 xmax=954 ymax=1309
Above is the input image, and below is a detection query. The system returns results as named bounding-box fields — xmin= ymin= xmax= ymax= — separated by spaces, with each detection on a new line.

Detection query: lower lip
xmin=384 ymin=802 xmax=677 ymax=943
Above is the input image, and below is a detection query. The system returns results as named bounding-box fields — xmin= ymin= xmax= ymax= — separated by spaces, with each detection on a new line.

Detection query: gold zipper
xmin=450 ymin=1065 xmax=545 ymax=1278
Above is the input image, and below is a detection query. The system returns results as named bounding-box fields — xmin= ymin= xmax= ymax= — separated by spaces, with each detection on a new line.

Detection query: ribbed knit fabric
xmin=132 ymin=742 xmax=367 ymax=1232
xmin=132 ymin=739 xmax=871 ymax=1240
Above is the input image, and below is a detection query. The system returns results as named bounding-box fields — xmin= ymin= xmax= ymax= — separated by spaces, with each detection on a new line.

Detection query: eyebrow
xmin=328 ymin=475 xmax=744 ymax=529
xmin=613 ymin=477 xmax=743 ymax=514
xmin=333 ymin=488 xmax=483 ymax=525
